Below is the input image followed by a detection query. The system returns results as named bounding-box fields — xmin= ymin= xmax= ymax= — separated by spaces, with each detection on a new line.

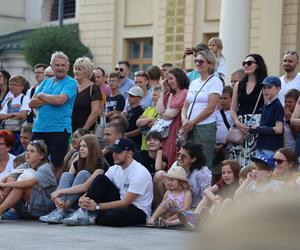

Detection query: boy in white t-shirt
xmin=63 ymin=137 xmax=153 ymax=227
xmin=234 ymin=153 xmax=284 ymax=200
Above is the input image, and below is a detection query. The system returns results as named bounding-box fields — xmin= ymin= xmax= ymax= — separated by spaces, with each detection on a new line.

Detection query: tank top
xmin=237 ymin=81 xmax=264 ymax=116
xmin=167 ymin=191 xmax=186 ymax=209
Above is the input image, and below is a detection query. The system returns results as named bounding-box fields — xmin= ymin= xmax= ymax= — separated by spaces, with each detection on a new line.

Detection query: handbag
xmin=176 ymin=75 xmax=214 ymax=146
xmin=226 ymin=127 xmax=245 ymax=144
xmin=150 ymin=94 xmax=173 ymax=138
xmin=150 ymin=118 xmax=173 ymax=138
xmin=226 ymin=90 xmax=263 ymax=145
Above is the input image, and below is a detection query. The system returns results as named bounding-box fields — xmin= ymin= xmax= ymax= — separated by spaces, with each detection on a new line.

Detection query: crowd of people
xmin=0 ymin=38 xmax=300 ymax=231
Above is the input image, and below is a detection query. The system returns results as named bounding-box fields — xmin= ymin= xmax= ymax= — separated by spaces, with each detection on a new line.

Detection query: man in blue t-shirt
xmin=29 ymin=51 xmax=77 ymax=180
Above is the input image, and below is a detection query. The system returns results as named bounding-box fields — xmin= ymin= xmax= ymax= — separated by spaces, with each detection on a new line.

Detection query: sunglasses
xmin=284 ymin=50 xmax=298 ymax=56
xmin=242 ymin=61 xmax=256 ymax=67
xmin=115 ymin=67 xmax=124 ymax=72
xmin=274 ymin=158 xmax=287 ymax=165
xmin=29 ymin=140 xmax=48 ymax=155
xmin=194 ymin=59 xmax=205 ymax=65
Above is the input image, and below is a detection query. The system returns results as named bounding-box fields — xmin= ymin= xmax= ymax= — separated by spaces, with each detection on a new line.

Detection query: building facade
xmin=0 ymin=0 xmax=299 ymax=83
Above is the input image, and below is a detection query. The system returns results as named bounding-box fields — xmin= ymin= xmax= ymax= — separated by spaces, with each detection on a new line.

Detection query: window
xmin=126 ymin=38 xmax=153 ymax=78
xmin=50 ymin=0 xmax=76 ymax=21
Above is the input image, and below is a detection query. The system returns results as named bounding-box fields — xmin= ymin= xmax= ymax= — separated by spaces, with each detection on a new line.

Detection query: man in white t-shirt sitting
xmin=279 ymin=50 xmax=300 ymax=105
xmin=63 ymin=137 xmax=153 ymax=227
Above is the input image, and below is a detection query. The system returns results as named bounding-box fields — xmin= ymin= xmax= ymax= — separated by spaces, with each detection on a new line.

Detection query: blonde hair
xmin=50 ymin=51 xmax=69 ymax=65
xmin=208 ymin=37 xmax=224 ymax=58
xmin=73 ymin=57 xmax=94 ymax=80
xmin=198 ymin=50 xmax=217 ymax=74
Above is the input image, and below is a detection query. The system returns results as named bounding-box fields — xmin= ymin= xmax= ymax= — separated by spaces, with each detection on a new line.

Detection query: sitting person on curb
xmin=63 ymin=128 xmax=90 ymax=172
xmin=39 ymin=134 xmax=109 ymax=224
xmin=148 ymin=166 xmax=192 ymax=226
xmin=0 ymin=140 xmax=56 ymax=220
xmin=177 ymin=159 xmax=240 ymax=231
xmin=234 ymin=153 xmax=285 ymax=200
xmin=63 ymin=138 xmax=153 ymax=227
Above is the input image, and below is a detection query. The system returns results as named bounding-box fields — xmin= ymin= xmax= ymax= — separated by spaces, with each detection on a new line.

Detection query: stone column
xmin=219 ymin=0 xmax=251 ymax=84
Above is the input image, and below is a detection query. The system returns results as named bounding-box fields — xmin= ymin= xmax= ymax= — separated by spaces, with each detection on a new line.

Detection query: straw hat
xmin=166 ymin=166 xmax=188 ymax=182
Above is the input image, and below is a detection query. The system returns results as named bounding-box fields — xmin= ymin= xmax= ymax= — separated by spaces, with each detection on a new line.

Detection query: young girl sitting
xmin=147 ymin=166 xmax=192 ymax=226
xmin=39 ymin=134 xmax=109 ymax=224
xmin=177 ymin=160 xmax=240 ymax=231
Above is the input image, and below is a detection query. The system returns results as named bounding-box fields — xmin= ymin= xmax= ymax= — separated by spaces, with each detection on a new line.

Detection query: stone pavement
xmin=0 ymin=220 xmax=197 ymax=250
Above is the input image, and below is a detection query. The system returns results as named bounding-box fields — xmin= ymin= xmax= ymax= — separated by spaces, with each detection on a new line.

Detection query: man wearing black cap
xmin=63 ymin=137 xmax=153 ymax=227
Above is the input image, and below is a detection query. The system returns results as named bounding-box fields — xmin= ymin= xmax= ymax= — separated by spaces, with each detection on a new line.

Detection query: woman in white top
xmin=181 ymin=50 xmax=223 ymax=169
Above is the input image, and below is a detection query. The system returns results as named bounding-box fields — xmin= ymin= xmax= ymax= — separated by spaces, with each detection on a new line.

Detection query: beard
xmin=284 ymin=65 xmax=296 ymax=73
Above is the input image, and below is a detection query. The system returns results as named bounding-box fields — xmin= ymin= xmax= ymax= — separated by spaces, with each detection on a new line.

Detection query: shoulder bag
xmin=226 ymin=90 xmax=262 ymax=145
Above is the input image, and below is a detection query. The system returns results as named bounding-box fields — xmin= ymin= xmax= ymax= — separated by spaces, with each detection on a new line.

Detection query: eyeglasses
xmin=274 ymin=158 xmax=287 ymax=165
xmin=0 ymin=142 xmax=6 ymax=146
xmin=177 ymin=152 xmax=189 ymax=159
xmin=194 ymin=59 xmax=205 ymax=65
xmin=242 ymin=61 xmax=257 ymax=67
xmin=34 ymin=71 xmax=44 ymax=75
xmin=134 ymin=71 xmax=149 ymax=78
xmin=115 ymin=67 xmax=124 ymax=72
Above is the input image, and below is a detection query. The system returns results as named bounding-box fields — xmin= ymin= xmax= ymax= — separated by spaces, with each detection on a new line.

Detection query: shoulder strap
xmin=90 ymin=83 xmax=93 ymax=99
xmin=188 ymin=75 xmax=214 ymax=119
xmin=20 ymin=94 xmax=24 ymax=105
xmin=220 ymin=109 xmax=231 ymax=130
xmin=251 ymin=90 xmax=263 ymax=117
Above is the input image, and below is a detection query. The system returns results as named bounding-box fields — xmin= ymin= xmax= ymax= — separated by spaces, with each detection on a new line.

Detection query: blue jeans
xmin=58 ymin=170 xmax=91 ymax=206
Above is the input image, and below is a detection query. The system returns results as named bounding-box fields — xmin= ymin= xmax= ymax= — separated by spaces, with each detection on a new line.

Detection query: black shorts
xmin=32 ymin=130 xmax=70 ymax=168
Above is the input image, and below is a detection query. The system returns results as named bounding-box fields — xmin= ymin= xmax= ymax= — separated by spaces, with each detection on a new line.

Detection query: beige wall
xmin=78 ymin=0 xmax=300 ymax=76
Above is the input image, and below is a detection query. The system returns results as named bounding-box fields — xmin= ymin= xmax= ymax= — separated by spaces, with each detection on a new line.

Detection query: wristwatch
xmin=95 ymin=203 xmax=101 ymax=211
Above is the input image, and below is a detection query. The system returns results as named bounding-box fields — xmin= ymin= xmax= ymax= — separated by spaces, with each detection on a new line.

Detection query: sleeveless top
xmin=167 ymin=191 xmax=185 ymax=210
xmin=237 ymin=81 xmax=264 ymax=116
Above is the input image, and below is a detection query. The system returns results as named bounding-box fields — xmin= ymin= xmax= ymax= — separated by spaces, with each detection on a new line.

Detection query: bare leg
xmin=153 ymin=170 xmax=166 ymax=208
xmin=148 ymin=204 xmax=168 ymax=224
xmin=194 ymin=195 xmax=211 ymax=215
xmin=0 ymin=188 xmax=25 ymax=214
xmin=215 ymin=198 xmax=234 ymax=222
xmin=0 ymin=176 xmax=17 ymax=204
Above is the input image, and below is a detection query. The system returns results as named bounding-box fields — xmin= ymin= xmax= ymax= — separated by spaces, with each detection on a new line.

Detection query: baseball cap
xmin=261 ymin=76 xmax=281 ymax=87
xmin=111 ymin=138 xmax=135 ymax=153
xmin=127 ymin=86 xmax=144 ymax=97
xmin=251 ymin=153 xmax=275 ymax=170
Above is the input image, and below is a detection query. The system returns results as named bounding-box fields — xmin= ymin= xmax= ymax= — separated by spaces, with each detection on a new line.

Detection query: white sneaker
xmin=63 ymin=208 xmax=90 ymax=226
